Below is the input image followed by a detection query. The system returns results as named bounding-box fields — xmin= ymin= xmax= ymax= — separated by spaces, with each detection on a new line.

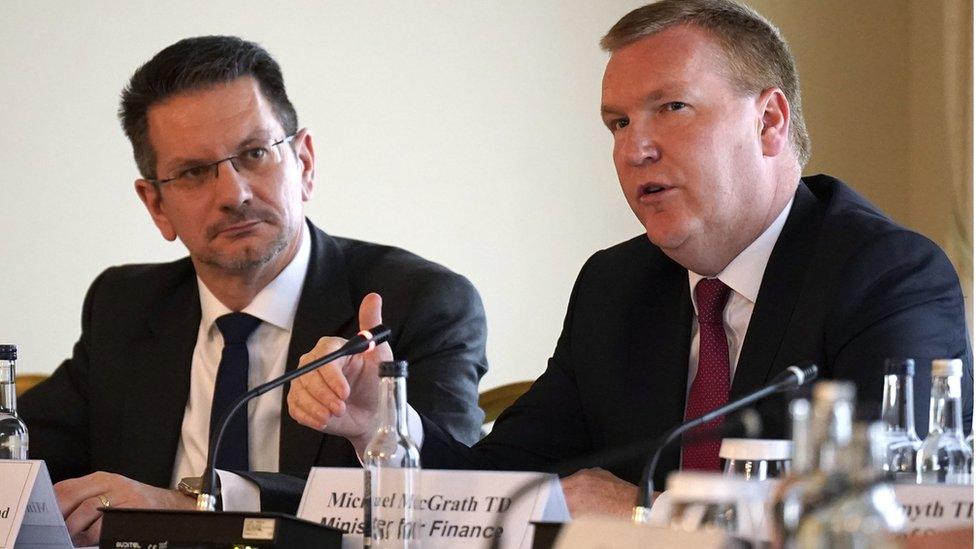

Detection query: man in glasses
xmin=19 ymin=35 xmax=488 ymax=545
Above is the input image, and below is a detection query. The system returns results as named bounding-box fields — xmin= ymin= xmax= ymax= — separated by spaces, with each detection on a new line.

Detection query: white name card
xmin=894 ymin=484 xmax=973 ymax=536
xmin=651 ymin=481 xmax=973 ymax=541
xmin=554 ymin=517 xmax=727 ymax=549
xmin=0 ymin=460 xmax=71 ymax=549
xmin=297 ymin=467 xmax=569 ymax=549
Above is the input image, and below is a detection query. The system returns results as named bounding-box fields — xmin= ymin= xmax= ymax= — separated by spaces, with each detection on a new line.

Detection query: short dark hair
xmin=601 ymin=0 xmax=811 ymax=167
xmin=119 ymin=35 xmax=298 ymax=179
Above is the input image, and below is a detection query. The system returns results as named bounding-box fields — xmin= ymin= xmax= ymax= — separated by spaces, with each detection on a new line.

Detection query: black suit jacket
xmin=20 ymin=221 xmax=487 ymax=505
xmin=421 ymin=175 xmax=973 ymax=491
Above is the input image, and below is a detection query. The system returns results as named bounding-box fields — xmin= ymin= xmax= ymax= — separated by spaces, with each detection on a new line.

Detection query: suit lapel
xmin=730 ymin=183 xmax=823 ymax=399
xmin=642 ymin=255 xmax=693 ymax=483
xmin=279 ymin=223 xmax=358 ymax=472
xmin=120 ymin=265 xmax=199 ymax=486
xmin=637 ymin=256 xmax=693 ymax=425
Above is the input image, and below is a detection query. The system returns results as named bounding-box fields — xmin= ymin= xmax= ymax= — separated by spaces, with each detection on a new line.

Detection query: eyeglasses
xmin=150 ymin=133 xmax=298 ymax=189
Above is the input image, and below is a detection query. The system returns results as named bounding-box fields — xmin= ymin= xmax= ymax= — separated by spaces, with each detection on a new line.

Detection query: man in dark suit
xmin=18 ymin=36 xmax=486 ymax=544
xmin=287 ymin=0 xmax=972 ymax=518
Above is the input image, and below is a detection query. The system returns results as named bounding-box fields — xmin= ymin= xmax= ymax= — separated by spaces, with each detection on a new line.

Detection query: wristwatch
xmin=178 ymin=475 xmax=222 ymax=508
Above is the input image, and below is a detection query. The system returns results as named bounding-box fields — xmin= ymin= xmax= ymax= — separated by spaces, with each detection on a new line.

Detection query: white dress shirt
xmin=169 ymin=223 xmax=311 ymax=507
xmin=686 ymin=197 xmax=794 ymax=392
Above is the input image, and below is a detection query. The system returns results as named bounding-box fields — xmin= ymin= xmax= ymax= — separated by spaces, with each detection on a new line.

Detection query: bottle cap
xmin=664 ymin=471 xmax=764 ymax=503
xmin=0 ymin=345 xmax=16 ymax=361
xmin=931 ymin=358 xmax=963 ymax=377
xmin=812 ymin=380 xmax=855 ymax=402
xmin=884 ymin=358 xmax=914 ymax=377
xmin=719 ymin=438 xmax=792 ymax=461
xmin=378 ymin=360 xmax=408 ymax=378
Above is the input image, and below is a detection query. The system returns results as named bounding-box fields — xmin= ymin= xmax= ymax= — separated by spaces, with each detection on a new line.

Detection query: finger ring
xmin=96 ymin=494 xmax=111 ymax=508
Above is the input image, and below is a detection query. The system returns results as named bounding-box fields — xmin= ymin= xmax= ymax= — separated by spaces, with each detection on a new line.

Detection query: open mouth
xmin=639 ymin=183 xmax=670 ymax=198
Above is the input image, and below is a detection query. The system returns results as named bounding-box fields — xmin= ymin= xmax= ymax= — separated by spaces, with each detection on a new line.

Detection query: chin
xmin=642 ymin=225 xmax=689 ymax=251
xmin=205 ymin=239 xmax=288 ymax=272
xmin=207 ymin=253 xmax=273 ymax=272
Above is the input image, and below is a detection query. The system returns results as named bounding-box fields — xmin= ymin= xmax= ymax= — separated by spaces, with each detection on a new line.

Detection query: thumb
xmin=359 ymin=293 xmax=393 ymax=362
xmin=359 ymin=292 xmax=383 ymax=331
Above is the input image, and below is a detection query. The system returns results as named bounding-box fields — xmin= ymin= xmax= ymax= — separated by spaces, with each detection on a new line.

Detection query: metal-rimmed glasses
xmin=149 ymin=133 xmax=298 ymax=190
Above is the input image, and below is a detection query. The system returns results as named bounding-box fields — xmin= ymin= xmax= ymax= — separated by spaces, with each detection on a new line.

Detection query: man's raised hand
xmin=287 ymin=293 xmax=392 ymax=451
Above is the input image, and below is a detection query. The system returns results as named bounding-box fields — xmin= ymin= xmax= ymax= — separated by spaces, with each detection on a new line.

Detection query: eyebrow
xmin=600 ymin=89 xmax=668 ymax=119
xmin=234 ymin=131 xmax=276 ymax=149
xmin=163 ymin=130 xmax=278 ymax=171
xmin=599 ymin=104 xmax=623 ymax=119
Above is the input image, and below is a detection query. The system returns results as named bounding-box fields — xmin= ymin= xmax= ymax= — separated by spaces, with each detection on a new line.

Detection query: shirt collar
xmin=198 ymin=222 xmax=312 ymax=334
xmin=688 ymin=197 xmax=794 ymax=311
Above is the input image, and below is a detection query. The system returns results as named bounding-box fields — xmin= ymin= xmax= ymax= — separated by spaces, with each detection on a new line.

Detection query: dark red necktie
xmin=682 ymin=278 xmax=732 ymax=471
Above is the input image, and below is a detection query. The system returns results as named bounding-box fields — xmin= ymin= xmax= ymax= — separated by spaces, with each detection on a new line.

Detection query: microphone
xmin=632 ymin=362 xmax=818 ymax=522
xmin=198 ymin=324 xmax=391 ymax=510
xmin=100 ymin=325 xmax=391 ymax=548
xmin=553 ymin=408 xmax=761 ymax=479
xmin=486 ymin=409 xmax=762 ymax=549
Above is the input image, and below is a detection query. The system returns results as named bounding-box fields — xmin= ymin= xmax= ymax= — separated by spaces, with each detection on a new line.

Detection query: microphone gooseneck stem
xmin=486 ymin=409 xmax=761 ymax=549
xmin=198 ymin=324 xmax=391 ymax=510
xmin=633 ymin=363 xmax=818 ymax=518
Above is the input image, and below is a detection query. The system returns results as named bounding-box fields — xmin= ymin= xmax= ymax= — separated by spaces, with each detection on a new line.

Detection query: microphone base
xmin=99 ymin=508 xmax=345 ymax=549
xmin=196 ymin=492 xmax=217 ymax=511
xmin=632 ymin=505 xmax=653 ymax=524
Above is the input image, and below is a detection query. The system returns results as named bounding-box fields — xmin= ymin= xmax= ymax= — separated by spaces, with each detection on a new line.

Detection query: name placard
xmin=650 ymin=480 xmax=975 ymax=540
xmin=297 ymin=467 xmax=569 ymax=549
xmin=893 ymin=484 xmax=973 ymax=536
xmin=0 ymin=460 xmax=71 ymax=549
xmin=554 ymin=517 xmax=727 ymax=549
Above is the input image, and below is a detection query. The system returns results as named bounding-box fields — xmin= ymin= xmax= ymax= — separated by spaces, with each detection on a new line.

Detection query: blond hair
xmin=602 ymin=0 xmax=811 ymax=166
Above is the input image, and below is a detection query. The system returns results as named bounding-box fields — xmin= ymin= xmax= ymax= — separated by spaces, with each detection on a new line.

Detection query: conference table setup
xmin=1 ymin=337 xmax=973 ymax=549
xmin=4 ymin=0 xmax=975 ymax=547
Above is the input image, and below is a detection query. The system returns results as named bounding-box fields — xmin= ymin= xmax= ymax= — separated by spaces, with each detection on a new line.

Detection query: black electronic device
xmin=100 ymin=508 xmax=343 ymax=549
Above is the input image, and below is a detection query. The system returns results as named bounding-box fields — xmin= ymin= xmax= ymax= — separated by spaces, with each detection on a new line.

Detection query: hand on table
xmin=561 ymin=468 xmax=655 ymax=518
xmin=54 ymin=471 xmax=194 ymax=546
xmin=288 ymin=293 xmax=393 ymax=453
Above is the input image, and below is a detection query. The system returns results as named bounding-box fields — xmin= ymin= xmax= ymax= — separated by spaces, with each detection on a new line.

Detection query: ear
xmin=134 ymin=179 xmax=178 ymax=241
xmin=293 ymin=129 xmax=316 ymax=201
xmin=757 ymin=87 xmax=790 ymax=158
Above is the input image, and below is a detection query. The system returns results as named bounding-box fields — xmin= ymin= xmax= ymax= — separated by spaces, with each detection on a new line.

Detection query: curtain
xmin=941 ymin=0 xmax=973 ymax=328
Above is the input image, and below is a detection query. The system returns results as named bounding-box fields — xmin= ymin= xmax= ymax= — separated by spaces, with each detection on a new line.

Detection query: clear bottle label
xmin=366 ymin=467 xmax=421 ymax=549
xmin=0 ymin=412 xmax=28 ymax=460
xmin=0 ymin=437 xmax=27 ymax=459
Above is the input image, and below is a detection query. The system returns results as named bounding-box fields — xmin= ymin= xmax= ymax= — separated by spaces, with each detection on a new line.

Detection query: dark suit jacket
xmin=421 ymin=175 xmax=973 ymax=491
xmin=20 ymin=221 xmax=488 ymax=508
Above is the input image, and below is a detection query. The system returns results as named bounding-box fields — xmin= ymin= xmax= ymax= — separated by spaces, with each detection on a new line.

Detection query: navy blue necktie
xmin=211 ymin=312 xmax=261 ymax=471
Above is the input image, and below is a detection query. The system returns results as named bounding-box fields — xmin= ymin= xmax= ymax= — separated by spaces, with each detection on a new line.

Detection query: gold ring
xmin=96 ymin=494 xmax=111 ymax=508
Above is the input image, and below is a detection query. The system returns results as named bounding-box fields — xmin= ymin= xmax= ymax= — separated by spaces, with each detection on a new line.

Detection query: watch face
xmin=179 ymin=476 xmax=204 ymax=495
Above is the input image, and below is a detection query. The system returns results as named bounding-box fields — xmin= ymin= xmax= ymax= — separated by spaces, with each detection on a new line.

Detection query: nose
xmin=617 ymin=120 xmax=660 ymax=167
xmin=211 ymin=158 xmax=253 ymax=207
